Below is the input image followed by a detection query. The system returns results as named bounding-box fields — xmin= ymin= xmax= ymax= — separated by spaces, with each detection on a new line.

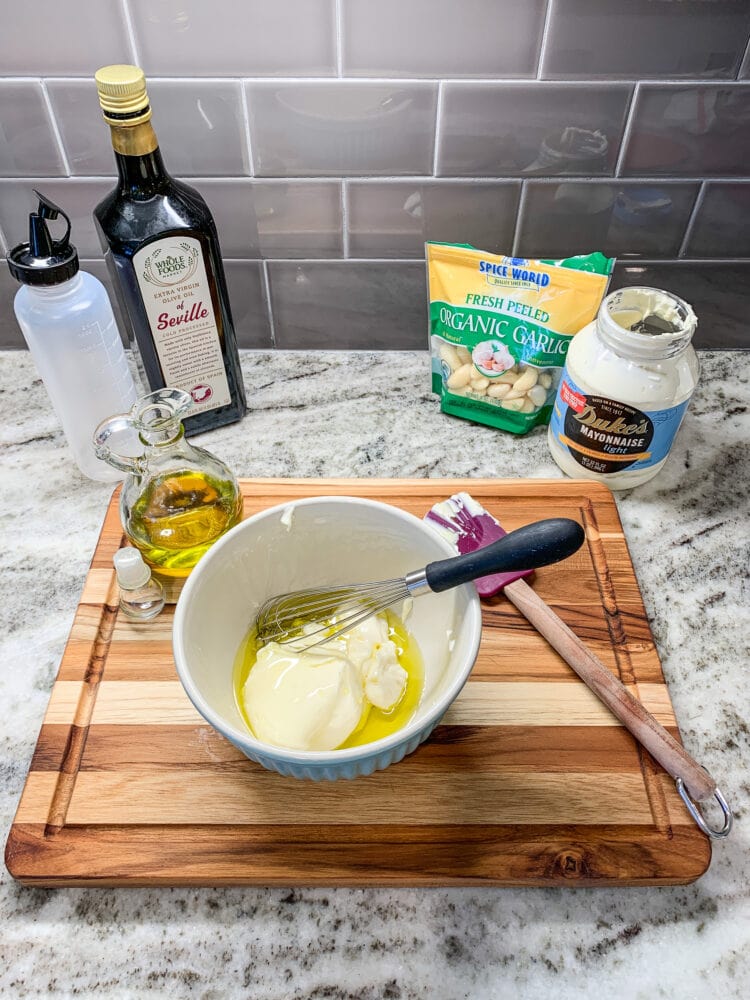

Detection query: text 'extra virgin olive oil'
xmin=233 ymin=610 xmax=425 ymax=750
xmin=128 ymin=470 xmax=242 ymax=577
xmin=93 ymin=65 xmax=246 ymax=435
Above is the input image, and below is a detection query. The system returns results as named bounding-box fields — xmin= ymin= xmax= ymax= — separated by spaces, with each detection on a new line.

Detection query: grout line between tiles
xmin=0 ymin=222 xmax=7 ymax=256
xmin=511 ymin=181 xmax=529 ymax=256
xmin=39 ymin=80 xmax=72 ymax=177
xmin=74 ymin=256 xmax=416 ymax=265
xmin=239 ymin=83 xmax=255 ymax=176
xmin=516 ymin=176 xmax=737 ymax=186
xmin=431 ymin=81 xmax=444 ymax=177
xmin=33 ymin=255 xmax=750 ymax=267
xmin=536 ymin=0 xmax=556 ymax=80
xmin=736 ymin=32 xmax=750 ymax=80
xmin=120 ymin=0 xmax=141 ymax=66
xmin=677 ymin=182 xmax=707 ymax=258
xmin=341 ymin=181 xmax=350 ymax=258
xmin=335 ymin=0 xmax=343 ymax=77
xmin=222 ymin=76 xmax=444 ymax=86
xmin=617 ymin=257 xmax=750 ymax=265
xmin=261 ymin=259 xmax=277 ymax=346
xmin=0 ymin=174 xmax=531 ymax=185
xmin=14 ymin=74 xmax=740 ymax=86
xmin=0 ymin=74 xmax=437 ymax=86
xmin=2 ymin=173 xmax=750 ymax=186
xmin=248 ymin=258 xmax=427 ymax=264
xmin=614 ymin=83 xmax=639 ymax=177
xmin=218 ymin=175 xmax=526 ymax=185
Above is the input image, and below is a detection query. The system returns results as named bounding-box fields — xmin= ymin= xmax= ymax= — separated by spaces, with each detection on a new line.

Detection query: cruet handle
xmin=93 ymin=413 xmax=147 ymax=476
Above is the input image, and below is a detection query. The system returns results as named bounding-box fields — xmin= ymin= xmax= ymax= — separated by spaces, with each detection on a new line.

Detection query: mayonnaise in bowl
xmin=234 ymin=608 xmax=424 ymax=752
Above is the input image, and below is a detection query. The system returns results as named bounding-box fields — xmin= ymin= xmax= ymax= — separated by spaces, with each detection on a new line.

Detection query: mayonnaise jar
xmin=547 ymin=286 xmax=699 ymax=489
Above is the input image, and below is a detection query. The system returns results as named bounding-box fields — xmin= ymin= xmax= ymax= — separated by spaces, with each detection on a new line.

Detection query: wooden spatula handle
xmin=503 ymin=578 xmax=717 ymax=803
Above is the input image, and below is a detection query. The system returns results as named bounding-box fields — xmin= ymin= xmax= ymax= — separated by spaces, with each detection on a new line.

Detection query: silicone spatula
xmin=424 ymin=493 xmax=534 ymax=597
xmin=424 ymin=492 xmax=732 ymax=840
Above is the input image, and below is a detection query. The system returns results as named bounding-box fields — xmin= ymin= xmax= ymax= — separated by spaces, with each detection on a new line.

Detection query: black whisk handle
xmin=424 ymin=517 xmax=585 ymax=593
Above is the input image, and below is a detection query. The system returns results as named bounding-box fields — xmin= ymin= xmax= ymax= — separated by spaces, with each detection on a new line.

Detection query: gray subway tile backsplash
xmin=2 ymin=5 xmax=750 ymax=350
xmin=342 ymin=0 xmax=546 ymax=78
xmin=609 ymin=261 xmax=750 ymax=349
xmin=621 ymin=84 xmax=750 ymax=177
xmin=685 ymin=183 xmax=750 ymax=258
xmin=267 ymin=261 xmax=427 ymax=350
xmin=143 ymin=81 xmax=250 ymax=177
xmin=347 ymin=181 xmax=520 ymax=258
xmin=516 ymin=181 xmax=700 ymax=260
xmin=45 ymin=80 xmax=113 ymax=177
xmin=250 ymin=182 xmax=343 ymax=259
xmin=247 ymin=82 xmax=438 ymax=177
xmin=189 ymin=179 xmax=343 ymax=259
xmin=224 ymin=262 xmax=274 ymax=348
xmin=128 ymin=0 xmax=336 ymax=77
xmin=437 ymin=82 xmax=632 ymax=177
xmin=0 ymin=83 xmax=65 ymax=178
xmin=0 ymin=0 xmax=132 ymax=75
xmin=184 ymin=180 xmax=262 ymax=259
xmin=48 ymin=80 xmax=250 ymax=178
xmin=543 ymin=0 xmax=750 ymax=80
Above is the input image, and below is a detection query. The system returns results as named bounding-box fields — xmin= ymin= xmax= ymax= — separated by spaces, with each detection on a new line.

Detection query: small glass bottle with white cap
xmin=113 ymin=547 xmax=165 ymax=621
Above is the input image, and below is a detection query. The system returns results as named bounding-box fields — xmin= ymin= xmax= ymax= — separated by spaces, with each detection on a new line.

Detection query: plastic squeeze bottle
xmin=7 ymin=190 xmax=137 ymax=482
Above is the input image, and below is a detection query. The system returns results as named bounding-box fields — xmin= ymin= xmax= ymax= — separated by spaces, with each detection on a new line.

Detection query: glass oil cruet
xmin=94 ymin=388 xmax=242 ymax=577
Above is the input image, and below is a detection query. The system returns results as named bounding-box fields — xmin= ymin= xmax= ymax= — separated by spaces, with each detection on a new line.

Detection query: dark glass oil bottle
xmin=93 ymin=65 xmax=246 ymax=435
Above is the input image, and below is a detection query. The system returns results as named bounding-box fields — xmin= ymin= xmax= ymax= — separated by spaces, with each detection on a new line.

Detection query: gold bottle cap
xmin=95 ymin=65 xmax=152 ymax=125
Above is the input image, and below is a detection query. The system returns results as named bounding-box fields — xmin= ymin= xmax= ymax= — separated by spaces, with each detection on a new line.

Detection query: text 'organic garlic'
xmin=428 ymin=243 xmax=613 ymax=435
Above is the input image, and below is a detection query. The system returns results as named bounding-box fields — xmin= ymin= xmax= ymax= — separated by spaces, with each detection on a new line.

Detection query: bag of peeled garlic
xmin=427 ymin=243 xmax=613 ymax=434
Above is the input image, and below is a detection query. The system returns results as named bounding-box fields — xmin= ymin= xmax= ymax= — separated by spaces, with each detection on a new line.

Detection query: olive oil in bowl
xmin=233 ymin=609 xmax=424 ymax=751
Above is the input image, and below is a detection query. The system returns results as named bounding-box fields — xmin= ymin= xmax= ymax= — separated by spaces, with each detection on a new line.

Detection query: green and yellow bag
xmin=427 ymin=243 xmax=613 ymax=435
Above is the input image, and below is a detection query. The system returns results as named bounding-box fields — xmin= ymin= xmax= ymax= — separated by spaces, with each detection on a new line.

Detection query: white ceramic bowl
xmin=173 ymin=496 xmax=482 ymax=780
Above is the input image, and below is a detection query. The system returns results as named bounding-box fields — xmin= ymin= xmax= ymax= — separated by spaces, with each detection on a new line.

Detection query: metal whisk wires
xmin=254 ymin=574 xmax=426 ymax=652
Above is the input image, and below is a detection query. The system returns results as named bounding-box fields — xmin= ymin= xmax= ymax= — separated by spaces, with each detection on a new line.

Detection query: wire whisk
xmin=254 ymin=517 xmax=585 ymax=651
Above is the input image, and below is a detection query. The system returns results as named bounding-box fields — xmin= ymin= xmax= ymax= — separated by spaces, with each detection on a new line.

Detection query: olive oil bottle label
xmin=133 ymin=235 xmax=231 ymax=414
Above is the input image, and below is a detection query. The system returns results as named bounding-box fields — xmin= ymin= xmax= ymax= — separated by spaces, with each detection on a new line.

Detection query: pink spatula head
xmin=424 ymin=492 xmax=534 ymax=597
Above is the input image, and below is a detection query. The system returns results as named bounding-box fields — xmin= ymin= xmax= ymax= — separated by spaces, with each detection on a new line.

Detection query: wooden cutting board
xmin=6 ymin=479 xmax=711 ymax=887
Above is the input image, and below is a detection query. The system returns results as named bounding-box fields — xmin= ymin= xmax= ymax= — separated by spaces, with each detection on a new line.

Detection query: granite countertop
xmin=1 ymin=349 xmax=748 ymax=998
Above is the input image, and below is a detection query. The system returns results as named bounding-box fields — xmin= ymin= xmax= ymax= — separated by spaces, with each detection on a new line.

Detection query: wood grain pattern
xmin=503 ymin=578 xmax=716 ymax=800
xmin=5 ymin=478 xmax=711 ymax=886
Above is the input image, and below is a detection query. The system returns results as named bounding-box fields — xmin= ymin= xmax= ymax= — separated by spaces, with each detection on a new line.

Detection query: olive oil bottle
xmin=93 ymin=65 xmax=246 ymax=436
xmin=128 ymin=470 xmax=241 ymax=577
xmin=94 ymin=388 xmax=242 ymax=577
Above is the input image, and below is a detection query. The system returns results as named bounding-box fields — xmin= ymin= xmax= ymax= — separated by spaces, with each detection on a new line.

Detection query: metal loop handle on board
xmin=675 ymin=778 xmax=733 ymax=839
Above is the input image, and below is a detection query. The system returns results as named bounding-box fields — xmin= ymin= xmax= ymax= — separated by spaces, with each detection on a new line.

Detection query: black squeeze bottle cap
xmin=7 ymin=190 xmax=79 ymax=287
